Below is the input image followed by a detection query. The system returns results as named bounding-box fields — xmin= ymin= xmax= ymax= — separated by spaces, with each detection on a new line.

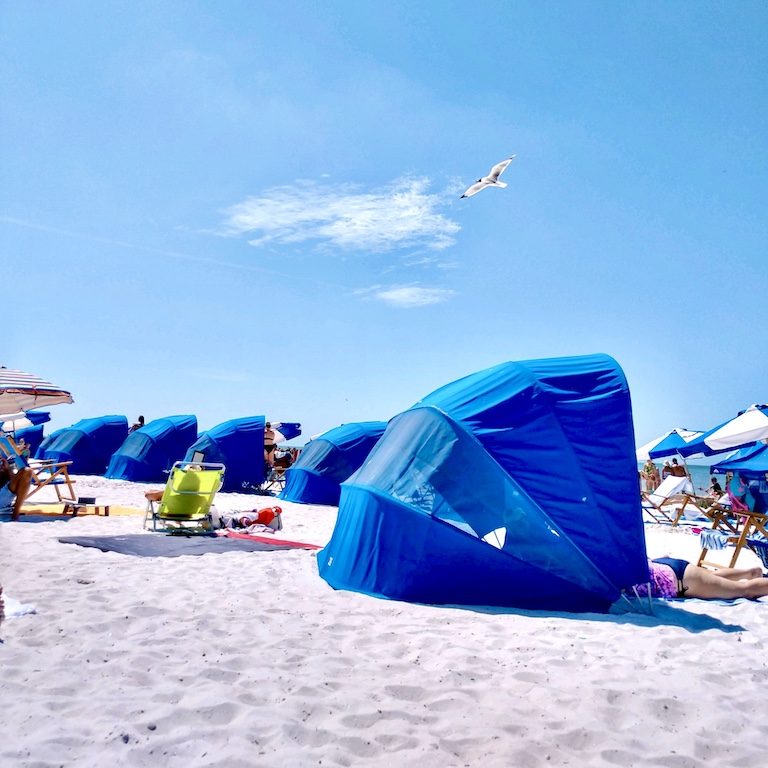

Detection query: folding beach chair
xmin=0 ymin=433 xmax=76 ymax=504
xmin=641 ymin=475 xmax=695 ymax=525
xmin=696 ymin=494 xmax=768 ymax=569
xmin=262 ymin=465 xmax=288 ymax=494
xmin=144 ymin=460 xmax=225 ymax=532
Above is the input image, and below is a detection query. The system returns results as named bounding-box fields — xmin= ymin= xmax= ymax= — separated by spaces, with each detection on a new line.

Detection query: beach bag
xmin=237 ymin=506 xmax=283 ymax=531
xmin=256 ymin=506 xmax=283 ymax=531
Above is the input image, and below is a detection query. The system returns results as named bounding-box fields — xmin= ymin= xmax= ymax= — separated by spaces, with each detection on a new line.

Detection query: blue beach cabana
xmin=318 ymin=354 xmax=648 ymax=612
xmin=712 ymin=443 xmax=768 ymax=479
xmin=37 ymin=415 xmax=129 ymax=475
xmin=281 ymin=421 xmax=387 ymax=506
xmin=106 ymin=415 xmax=198 ymax=482
xmin=15 ymin=424 xmax=46 ymax=455
xmin=34 ymin=427 xmax=66 ymax=459
xmin=184 ymin=417 xmax=302 ymax=491
xmin=185 ymin=416 xmax=263 ymax=492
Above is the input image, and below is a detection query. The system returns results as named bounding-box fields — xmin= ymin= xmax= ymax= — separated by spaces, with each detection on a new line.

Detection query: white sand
xmin=2 ymin=478 xmax=768 ymax=767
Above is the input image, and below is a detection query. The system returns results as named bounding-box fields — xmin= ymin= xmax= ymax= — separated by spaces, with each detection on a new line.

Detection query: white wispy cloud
xmin=221 ymin=176 xmax=460 ymax=253
xmin=356 ymin=283 xmax=457 ymax=308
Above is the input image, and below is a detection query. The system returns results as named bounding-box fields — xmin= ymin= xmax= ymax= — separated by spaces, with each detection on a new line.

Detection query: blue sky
xmin=2 ymin=1 xmax=766 ymax=445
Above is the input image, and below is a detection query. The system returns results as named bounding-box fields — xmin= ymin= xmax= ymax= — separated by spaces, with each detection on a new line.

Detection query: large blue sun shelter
xmin=37 ymin=415 xmax=129 ymax=474
xmin=281 ymin=421 xmax=387 ymax=505
xmin=106 ymin=415 xmax=198 ymax=482
xmin=712 ymin=443 xmax=768 ymax=479
xmin=318 ymin=354 xmax=648 ymax=612
xmin=184 ymin=417 xmax=302 ymax=491
xmin=15 ymin=424 xmax=46 ymax=455
xmin=34 ymin=427 xmax=65 ymax=459
xmin=185 ymin=416 xmax=265 ymax=492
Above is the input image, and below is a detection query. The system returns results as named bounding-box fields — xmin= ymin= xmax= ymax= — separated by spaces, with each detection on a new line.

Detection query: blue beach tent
xmin=184 ymin=417 xmax=303 ymax=491
xmin=281 ymin=421 xmax=387 ymax=506
xmin=712 ymin=443 xmax=768 ymax=478
xmin=34 ymin=427 xmax=65 ymax=459
xmin=318 ymin=354 xmax=648 ymax=612
xmin=15 ymin=424 xmax=46 ymax=455
xmin=38 ymin=415 xmax=129 ymax=474
xmin=106 ymin=415 xmax=198 ymax=482
xmin=185 ymin=416 xmax=261 ymax=492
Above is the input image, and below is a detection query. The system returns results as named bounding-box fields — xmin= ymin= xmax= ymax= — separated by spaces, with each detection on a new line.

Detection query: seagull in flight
xmin=460 ymin=155 xmax=516 ymax=199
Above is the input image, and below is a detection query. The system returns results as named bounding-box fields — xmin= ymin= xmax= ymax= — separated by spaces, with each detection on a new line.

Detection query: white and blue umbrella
xmin=678 ymin=404 xmax=768 ymax=458
xmin=1 ymin=409 xmax=51 ymax=433
xmin=636 ymin=427 xmax=703 ymax=461
xmin=0 ymin=366 xmax=73 ymax=418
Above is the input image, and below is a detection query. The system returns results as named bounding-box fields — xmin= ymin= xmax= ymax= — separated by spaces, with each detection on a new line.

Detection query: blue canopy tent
xmin=37 ymin=415 xmax=129 ymax=475
xmin=34 ymin=427 xmax=65 ymax=459
xmin=106 ymin=415 xmax=198 ymax=481
xmin=14 ymin=424 xmax=45 ymax=454
xmin=712 ymin=443 xmax=768 ymax=478
xmin=712 ymin=444 xmax=768 ymax=513
xmin=183 ymin=417 xmax=302 ymax=491
xmin=318 ymin=354 xmax=648 ymax=612
xmin=184 ymin=416 xmax=292 ymax=492
xmin=281 ymin=421 xmax=387 ymax=505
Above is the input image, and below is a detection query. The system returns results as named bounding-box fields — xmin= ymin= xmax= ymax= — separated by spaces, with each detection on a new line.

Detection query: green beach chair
xmin=145 ymin=461 xmax=225 ymax=533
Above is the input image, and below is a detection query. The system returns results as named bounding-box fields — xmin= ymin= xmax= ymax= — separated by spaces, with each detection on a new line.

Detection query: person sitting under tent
xmin=16 ymin=438 xmax=30 ymax=460
xmin=129 ymin=415 xmax=145 ymax=433
xmin=632 ymin=557 xmax=768 ymax=600
xmin=0 ymin=455 xmax=33 ymax=520
xmin=661 ymin=460 xmax=673 ymax=479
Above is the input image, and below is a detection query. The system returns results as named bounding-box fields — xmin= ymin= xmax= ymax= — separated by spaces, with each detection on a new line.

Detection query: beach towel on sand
xmin=58 ymin=532 xmax=319 ymax=557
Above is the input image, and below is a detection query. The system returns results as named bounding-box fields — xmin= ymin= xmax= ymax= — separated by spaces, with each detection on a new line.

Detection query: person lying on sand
xmin=633 ymin=557 xmax=768 ymax=600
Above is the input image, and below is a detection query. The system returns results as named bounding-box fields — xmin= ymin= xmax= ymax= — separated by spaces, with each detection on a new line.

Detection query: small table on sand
xmin=62 ymin=502 xmax=110 ymax=517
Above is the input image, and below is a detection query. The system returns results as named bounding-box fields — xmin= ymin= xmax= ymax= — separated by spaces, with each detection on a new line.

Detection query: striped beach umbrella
xmin=635 ymin=427 xmax=703 ymax=461
xmin=0 ymin=366 xmax=73 ymax=418
xmin=678 ymin=404 xmax=768 ymax=458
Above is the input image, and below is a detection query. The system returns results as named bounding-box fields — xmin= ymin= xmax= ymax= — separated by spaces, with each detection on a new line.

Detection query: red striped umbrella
xmin=0 ymin=366 xmax=74 ymax=418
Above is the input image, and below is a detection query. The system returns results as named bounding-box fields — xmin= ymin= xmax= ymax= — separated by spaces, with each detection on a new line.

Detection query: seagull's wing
xmin=461 ymin=180 xmax=490 ymax=198
xmin=487 ymin=156 xmax=515 ymax=181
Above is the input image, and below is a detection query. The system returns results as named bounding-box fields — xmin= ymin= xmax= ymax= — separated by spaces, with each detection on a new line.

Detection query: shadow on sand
xmin=446 ymin=598 xmax=748 ymax=634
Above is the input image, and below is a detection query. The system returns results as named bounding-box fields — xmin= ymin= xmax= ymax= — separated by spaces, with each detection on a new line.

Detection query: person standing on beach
xmin=641 ymin=459 xmax=659 ymax=492
xmin=264 ymin=422 xmax=277 ymax=468
xmin=670 ymin=458 xmax=688 ymax=478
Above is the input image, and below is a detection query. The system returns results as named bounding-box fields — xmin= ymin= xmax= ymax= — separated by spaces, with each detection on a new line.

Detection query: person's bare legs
xmin=710 ymin=565 xmax=762 ymax=581
xmin=8 ymin=467 xmax=32 ymax=520
xmin=683 ymin=564 xmax=768 ymax=599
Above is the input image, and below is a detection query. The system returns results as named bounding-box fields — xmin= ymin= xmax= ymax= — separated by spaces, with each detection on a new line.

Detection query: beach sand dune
xmin=2 ymin=477 xmax=768 ymax=767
